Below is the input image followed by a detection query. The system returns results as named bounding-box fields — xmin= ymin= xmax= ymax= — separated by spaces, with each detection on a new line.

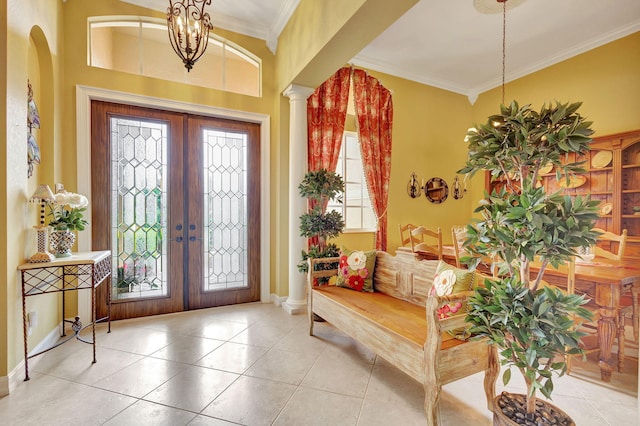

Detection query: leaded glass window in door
xmin=203 ymin=129 xmax=248 ymax=291
xmin=111 ymin=117 xmax=168 ymax=300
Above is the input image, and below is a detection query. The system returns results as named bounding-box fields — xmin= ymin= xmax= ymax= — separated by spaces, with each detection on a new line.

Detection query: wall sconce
xmin=452 ymin=175 xmax=468 ymax=200
xmin=167 ymin=0 xmax=214 ymax=71
xmin=407 ymin=172 xmax=420 ymax=198
xmin=28 ymin=184 xmax=56 ymax=263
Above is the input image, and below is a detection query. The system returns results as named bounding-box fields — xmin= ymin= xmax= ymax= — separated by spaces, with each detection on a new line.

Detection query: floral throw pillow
xmin=430 ymin=260 xmax=480 ymax=320
xmin=335 ymin=248 xmax=377 ymax=292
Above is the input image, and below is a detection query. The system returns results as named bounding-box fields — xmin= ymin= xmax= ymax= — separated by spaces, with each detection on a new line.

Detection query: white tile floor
xmin=1 ymin=302 xmax=638 ymax=425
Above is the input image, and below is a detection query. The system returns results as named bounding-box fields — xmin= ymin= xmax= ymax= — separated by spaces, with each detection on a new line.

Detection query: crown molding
xmin=266 ymin=0 xmax=301 ymax=54
xmin=212 ymin=12 xmax=270 ymax=41
xmin=350 ymin=55 xmax=471 ymax=97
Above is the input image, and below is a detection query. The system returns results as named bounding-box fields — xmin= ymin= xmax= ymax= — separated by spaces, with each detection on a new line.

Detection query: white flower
xmin=433 ymin=269 xmax=456 ymax=297
xmin=54 ymin=191 xmax=88 ymax=208
xmin=347 ymin=251 xmax=367 ymax=270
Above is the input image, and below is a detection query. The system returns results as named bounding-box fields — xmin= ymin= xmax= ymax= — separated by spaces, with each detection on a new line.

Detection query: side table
xmin=18 ymin=250 xmax=112 ymax=380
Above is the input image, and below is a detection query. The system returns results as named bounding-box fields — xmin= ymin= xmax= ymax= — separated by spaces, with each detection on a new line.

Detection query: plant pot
xmin=493 ymin=392 xmax=575 ymax=426
xmin=49 ymin=229 xmax=76 ymax=258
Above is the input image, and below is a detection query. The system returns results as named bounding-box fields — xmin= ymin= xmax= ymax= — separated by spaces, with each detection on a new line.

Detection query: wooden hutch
xmin=486 ymin=129 xmax=640 ymax=260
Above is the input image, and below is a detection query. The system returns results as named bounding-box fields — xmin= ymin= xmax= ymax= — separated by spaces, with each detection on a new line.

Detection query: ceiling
xmin=125 ymin=0 xmax=640 ymax=102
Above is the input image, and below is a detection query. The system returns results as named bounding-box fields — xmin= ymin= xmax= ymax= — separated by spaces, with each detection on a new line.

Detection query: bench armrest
xmin=425 ymin=291 xmax=475 ymax=335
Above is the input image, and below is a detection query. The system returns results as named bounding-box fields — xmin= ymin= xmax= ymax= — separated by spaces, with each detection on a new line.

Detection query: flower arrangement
xmin=48 ymin=190 xmax=89 ymax=231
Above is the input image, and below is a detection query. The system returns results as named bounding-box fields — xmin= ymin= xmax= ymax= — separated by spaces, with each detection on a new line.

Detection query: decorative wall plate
xmin=591 ymin=150 xmax=612 ymax=169
xmin=424 ymin=177 xmax=448 ymax=204
xmin=539 ymin=163 xmax=553 ymax=175
xmin=599 ymin=202 xmax=613 ymax=216
xmin=557 ymin=175 xmax=587 ymax=189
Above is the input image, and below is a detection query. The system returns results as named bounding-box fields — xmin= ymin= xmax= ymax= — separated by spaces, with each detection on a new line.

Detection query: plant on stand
xmin=459 ymin=101 xmax=601 ymax=425
xmin=297 ymin=169 xmax=345 ymax=279
xmin=48 ymin=190 xmax=88 ymax=257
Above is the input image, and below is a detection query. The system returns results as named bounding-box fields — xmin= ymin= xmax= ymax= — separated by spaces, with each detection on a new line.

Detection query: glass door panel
xmin=111 ymin=117 xmax=168 ymax=300
xmin=203 ymin=129 xmax=248 ymax=291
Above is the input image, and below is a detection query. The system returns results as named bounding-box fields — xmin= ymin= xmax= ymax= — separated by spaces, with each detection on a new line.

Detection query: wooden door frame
xmin=75 ymin=85 xmax=271 ymax=321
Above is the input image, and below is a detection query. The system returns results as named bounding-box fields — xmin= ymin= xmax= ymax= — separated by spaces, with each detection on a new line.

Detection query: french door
xmin=92 ymin=101 xmax=260 ymax=320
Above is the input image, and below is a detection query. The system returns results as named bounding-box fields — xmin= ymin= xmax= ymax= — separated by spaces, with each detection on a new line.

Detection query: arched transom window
xmin=88 ymin=17 xmax=261 ymax=97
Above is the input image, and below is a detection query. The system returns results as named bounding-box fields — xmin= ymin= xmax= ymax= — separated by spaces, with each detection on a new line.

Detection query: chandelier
xmin=167 ymin=0 xmax=214 ymax=71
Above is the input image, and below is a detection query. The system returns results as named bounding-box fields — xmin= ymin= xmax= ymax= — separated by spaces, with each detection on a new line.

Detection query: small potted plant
xmin=47 ymin=190 xmax=88 ymax=257
xmin=459 ymin=101 xmax=601 ymax=425
xmin=297 ymin=169 xmax=345 ymax=279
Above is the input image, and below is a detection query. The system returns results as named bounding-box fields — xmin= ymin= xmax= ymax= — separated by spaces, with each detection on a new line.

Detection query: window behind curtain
xmin=328 ymin=132 xmax=376 ymax=232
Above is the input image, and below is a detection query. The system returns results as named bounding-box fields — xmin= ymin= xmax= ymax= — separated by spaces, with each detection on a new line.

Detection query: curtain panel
xmin=353 ymin=69 xmax=393 ymax=251
xmin=307 ymin=67 xmax=351 ymax=172
xmin=305 ymin=67 xmax=351 ymax=249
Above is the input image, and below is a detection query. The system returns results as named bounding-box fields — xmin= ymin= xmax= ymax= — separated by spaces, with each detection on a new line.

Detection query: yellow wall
xmin=3 ymin=0 xmax=64 ymax=383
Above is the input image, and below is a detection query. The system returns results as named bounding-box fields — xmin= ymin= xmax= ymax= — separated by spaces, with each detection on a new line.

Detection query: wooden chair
xmin=592 ymin=228 xmax=627 ymax=260
xmin=410 ymin=225 xmax=443 ymax=260
xmin=399 ymin=223 xmax=422 ymax=248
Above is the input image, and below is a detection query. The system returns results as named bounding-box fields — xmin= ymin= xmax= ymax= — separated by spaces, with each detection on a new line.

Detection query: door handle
xmin=188 ymin=224 xmax=201 ymax=242
xmin=170 ymin=224 xmax=184 ymax=242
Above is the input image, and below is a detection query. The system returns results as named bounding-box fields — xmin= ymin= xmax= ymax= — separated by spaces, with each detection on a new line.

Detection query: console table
xmin=18 ymin=250 xmax=112 ymax=380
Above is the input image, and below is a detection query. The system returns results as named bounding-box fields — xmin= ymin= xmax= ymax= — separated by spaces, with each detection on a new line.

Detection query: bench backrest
xmin=373 ymin=251 xmax=439 ymax=306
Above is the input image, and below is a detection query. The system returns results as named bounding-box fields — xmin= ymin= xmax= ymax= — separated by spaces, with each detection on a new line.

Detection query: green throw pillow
xmin=335 ymin=247 xmax=377 ymax=292
xmin=430 ymin=261 xmax=481 ymax=339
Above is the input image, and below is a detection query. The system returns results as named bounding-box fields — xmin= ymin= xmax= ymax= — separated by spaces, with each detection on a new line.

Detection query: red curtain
xmin=353 ymin=69 xmax=393 ymax=251
xmin=307 ymin=67 xmax=351 ymax=172
xmin=306 ymin=67 xmax=351 ymax=249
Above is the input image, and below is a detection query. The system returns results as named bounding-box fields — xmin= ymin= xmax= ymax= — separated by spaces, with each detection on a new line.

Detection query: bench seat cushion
xmin=314 ymin=285 xmax=467 ymax=350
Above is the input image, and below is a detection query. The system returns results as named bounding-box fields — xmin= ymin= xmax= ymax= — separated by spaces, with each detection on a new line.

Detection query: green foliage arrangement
xmin=458 ymin=101 xmax=601 ymax=418
xmin=297 ymin=169 xmax=345 ymax=274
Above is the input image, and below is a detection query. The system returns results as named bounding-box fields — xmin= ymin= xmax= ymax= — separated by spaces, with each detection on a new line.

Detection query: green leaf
xmin=502 ymin=368 xmax=511 ymax=386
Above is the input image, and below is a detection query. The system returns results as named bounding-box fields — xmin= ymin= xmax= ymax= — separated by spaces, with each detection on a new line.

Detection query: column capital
xmin=283 ymin=84 xmax=314 ymax=101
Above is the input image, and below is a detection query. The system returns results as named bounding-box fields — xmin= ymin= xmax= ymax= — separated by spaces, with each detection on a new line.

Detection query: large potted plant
xmin=459 ymin=101 xmax=601 ymax=425
xmin=297 ymin=168 xmax=345 ymax=277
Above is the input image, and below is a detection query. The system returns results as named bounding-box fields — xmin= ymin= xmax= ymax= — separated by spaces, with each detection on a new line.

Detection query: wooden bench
xmin=307 ymin=251 xmax=499 ymax=425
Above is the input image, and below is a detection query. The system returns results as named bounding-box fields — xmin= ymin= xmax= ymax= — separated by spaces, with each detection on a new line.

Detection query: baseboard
xmin=29 ymin=322 xmax=64 ymax=358
xmin=271 ymin=294 xmax=288 ymax=306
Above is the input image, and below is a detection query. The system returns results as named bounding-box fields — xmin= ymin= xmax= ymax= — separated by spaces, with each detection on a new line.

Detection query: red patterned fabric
xmin=353 ymin=69 xmax=393 ymax=251
xmin=307 ymin=67 xmax=351 ymax=172
xmin=306 ymin=67 xmax=351 ymax=249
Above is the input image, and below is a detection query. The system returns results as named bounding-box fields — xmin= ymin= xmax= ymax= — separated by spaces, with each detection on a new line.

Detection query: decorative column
xmin=282 ymin=84 xmax=314 ymax=314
